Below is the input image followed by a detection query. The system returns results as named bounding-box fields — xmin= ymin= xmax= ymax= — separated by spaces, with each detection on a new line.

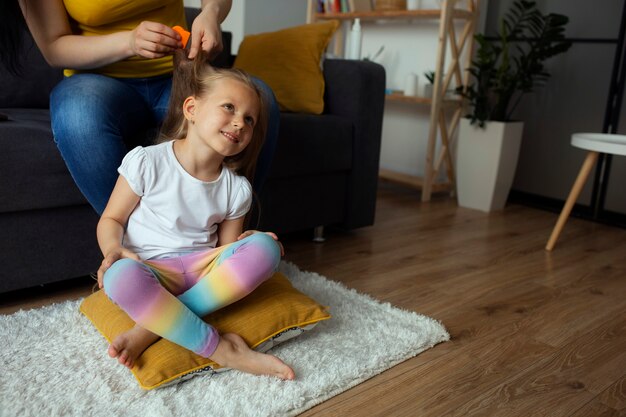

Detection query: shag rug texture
xmin=0 ymin=262 xmax=449 ymax=417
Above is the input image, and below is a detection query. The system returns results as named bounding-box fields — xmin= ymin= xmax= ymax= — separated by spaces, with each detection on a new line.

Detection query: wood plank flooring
xmin=2 ymin=181 xmax=625 ymax=416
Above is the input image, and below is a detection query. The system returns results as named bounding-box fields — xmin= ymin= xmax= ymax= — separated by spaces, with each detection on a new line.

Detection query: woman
xmin=1 ymin=0 xmax=278 ymax=214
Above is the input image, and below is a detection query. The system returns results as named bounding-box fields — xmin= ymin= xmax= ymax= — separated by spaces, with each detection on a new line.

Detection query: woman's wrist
xmin=117 ymin=30 xmax=138 ymax=60
xmin=200 ymin=0 xmax=230 ymax=23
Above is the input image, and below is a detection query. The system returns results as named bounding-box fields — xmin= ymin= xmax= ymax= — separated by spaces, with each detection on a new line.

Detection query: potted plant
xmin=423 ymin=70 xmax=435 ymax=98
xmin=455 ymin=0 xmax=571 ymax=212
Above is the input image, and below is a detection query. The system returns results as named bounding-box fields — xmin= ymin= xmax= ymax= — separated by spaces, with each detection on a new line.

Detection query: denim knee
xmin=51 ymin=75 xmax=121 ymax=144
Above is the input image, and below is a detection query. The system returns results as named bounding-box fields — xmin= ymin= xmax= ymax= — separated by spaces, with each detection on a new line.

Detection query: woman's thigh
xmin=50 ymin=74 xmax=157 ymax=213
xmin=250 ymin=76 xmax=280 ymax=193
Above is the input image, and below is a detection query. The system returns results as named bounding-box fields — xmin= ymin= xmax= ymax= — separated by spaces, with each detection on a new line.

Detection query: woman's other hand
xmin=129 ymin=21 xmax=182 ymax=59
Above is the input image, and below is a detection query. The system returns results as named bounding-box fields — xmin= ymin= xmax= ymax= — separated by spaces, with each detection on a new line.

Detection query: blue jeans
xmin=50 ymin=73 xmax=279 ymax=215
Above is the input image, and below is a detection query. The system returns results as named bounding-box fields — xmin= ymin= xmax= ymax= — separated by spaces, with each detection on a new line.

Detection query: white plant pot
xmin=456 ymin=118 xmax=524 ymax=212
xmin=423 ymin=83 xmax=433 ymax=98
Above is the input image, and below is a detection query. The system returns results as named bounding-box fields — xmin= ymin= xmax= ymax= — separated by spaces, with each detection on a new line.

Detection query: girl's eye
xmin=245 ymin=116 xmax=255 ymax=126
xmin=223 ymin=103 xmax=234 ymax=111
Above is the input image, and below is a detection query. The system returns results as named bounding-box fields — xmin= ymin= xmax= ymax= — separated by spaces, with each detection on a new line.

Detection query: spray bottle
xmin=347 ymin=18 xmax=362 ymax=60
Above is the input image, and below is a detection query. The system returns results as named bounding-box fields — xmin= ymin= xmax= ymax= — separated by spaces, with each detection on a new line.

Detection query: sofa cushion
xmin=80 ymin=272 xmax=331 ymax=390
xmin=269 ymin=113 xmax=353 ymax=179
xmin=233 ymin=21 xmax=339 ymax=114
xmin=0 ymin=109 xmax=87 ymax=213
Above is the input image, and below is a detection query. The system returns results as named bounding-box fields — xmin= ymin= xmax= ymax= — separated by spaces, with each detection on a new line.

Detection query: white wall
xmin=242 ymin=1 xmax=308 ymax=49
xmin=222 ymin=1 xmax=246 ymax=53
xmin=362 ymin=18 xmax=442 ymax=178
xmin=364 ymin=0 xmax=488 ymax=178
xmin=489 ymin=0 xmax=626 ymax=214
xmin=184 ymin=0 xmax=308 ymax=54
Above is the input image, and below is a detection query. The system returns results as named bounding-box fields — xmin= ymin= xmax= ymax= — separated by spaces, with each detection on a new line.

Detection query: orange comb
xmin=172 ymin=26 xmax=190 ymax=49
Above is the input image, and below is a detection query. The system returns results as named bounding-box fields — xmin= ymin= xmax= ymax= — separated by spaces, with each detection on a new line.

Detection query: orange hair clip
xmin=172 ymin=26 xmax=191 ymax=49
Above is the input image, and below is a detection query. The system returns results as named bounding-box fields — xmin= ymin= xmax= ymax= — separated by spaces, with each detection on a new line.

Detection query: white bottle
xmin=404 ymin=73 xmax=418 ymax=97
xmin=347 ymin=18 xmax=362 ymax=60
xmin=407 ymin=0 xmax=420 ymax=10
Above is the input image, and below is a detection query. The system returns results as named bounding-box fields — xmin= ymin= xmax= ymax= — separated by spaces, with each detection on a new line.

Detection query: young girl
xmin=96 ymin=51 xmax=294 ymax=381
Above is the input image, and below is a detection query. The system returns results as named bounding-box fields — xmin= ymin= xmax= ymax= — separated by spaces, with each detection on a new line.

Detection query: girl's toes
xmin=108 ymin=345 xmax=119 ymax=359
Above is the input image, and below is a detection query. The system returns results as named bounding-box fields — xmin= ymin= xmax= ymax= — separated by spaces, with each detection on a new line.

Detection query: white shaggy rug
xmin=0 ymin=262 xmax=449 ymax=417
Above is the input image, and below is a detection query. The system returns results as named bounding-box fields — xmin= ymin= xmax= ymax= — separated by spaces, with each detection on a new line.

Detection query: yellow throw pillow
xmin=80 ymin=272 xmax=330 ymax=390
xmin=233 ymin=20 xmax=339 ymax=114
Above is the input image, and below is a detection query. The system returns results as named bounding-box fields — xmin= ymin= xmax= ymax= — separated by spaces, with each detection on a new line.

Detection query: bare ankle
xmin=209 ymin=337 xmax=236 ymax=367
xmin=209 ymin=333 xmax=295 ymax=380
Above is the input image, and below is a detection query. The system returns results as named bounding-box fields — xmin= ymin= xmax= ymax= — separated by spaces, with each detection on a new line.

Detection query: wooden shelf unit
xmin=307 ymin=0 xmax=481 ymax=202
xmin=385 ymin=93 xmax=461 ymax=105
xmin=313 ymin=8 xmax=474 ymax=21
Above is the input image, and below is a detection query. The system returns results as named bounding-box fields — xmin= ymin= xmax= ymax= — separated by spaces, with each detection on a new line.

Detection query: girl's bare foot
xmin=108 ymin=325 xmax=160 ymax=368
xmin=211 ymin=333 xmax=295 ymax=380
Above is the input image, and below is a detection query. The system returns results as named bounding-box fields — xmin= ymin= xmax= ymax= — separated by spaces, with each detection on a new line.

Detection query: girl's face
xmin=185 ymin=78 xmax=260 ymax=158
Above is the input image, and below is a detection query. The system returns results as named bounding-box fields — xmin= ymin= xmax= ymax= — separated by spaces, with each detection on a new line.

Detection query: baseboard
xmin=509 ymin=190 xmax=626 ymax=229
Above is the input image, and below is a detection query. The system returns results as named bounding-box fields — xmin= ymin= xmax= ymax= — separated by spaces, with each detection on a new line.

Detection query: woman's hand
xmin=237 ymin=230 xmax=285 ymax=257
xmin=129 ymin=21 xmax=182 ymax=59
xmin=97 ymin=247 xmax=140 ymax=289
xmin=188 ymin=6 xmax=225 ymax=59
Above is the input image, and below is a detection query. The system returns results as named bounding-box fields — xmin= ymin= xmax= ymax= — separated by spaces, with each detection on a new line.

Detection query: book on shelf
xmin=317 ymin=0 xmax=373 ymax=13
xmin=350 ymin=0 xmax=373 ymax=12
xmin=321 ymin=0 xmax=341 ymax=13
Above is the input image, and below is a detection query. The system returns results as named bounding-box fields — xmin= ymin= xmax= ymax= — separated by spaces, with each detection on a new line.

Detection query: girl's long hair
xmin=158 ymin=50 xmax=268 ymax=185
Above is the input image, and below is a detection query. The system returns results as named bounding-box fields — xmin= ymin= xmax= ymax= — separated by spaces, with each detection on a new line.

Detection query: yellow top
xmin=62 ymin=0 xmax=186 ymax=78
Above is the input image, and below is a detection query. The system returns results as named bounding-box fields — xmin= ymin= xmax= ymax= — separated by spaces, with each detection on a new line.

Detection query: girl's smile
xmin=222 ymin=130 xmax=240 ymax=144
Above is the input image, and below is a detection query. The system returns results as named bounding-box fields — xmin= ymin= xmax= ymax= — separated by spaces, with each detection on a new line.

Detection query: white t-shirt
xmin=118 ymin=141 xmax=252 ymax=260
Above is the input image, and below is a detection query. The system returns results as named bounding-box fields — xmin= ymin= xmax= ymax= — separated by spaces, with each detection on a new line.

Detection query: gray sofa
xmin=0 ymin=19 xmax=385 ymax=294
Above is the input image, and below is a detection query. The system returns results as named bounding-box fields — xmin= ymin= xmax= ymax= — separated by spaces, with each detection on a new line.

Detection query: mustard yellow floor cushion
xmin=80 ymin=272 xmax=330 ymax=389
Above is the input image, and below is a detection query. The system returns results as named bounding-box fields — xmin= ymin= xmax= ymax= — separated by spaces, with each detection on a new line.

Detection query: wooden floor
xmin=2 ymin=182 xmax=625 ymax=416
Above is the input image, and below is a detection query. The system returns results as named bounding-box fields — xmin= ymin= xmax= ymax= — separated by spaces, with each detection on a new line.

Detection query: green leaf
xmin=462 ymin=0 xmax=571 ymax=125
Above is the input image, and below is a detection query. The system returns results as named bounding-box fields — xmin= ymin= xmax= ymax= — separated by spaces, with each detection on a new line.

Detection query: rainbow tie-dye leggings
xmin=103 ymin=232 xmax=281 ymax=358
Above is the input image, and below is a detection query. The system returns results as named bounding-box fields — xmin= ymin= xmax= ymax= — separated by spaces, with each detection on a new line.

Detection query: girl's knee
xmin=217 ymin=233 xmax=281 ymax=274
xmin=102 ymin=258 xmax=146 ymax=296
xmin=245 ymin=233 xmax=281 ymax=268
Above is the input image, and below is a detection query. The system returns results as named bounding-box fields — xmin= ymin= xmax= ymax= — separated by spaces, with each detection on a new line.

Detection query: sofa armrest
xmin=323 ymin=59 xmax=386 ymax=229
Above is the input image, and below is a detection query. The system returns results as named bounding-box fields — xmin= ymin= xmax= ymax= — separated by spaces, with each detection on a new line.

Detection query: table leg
xmin=546 ymin=151 xmax=599 ymax=251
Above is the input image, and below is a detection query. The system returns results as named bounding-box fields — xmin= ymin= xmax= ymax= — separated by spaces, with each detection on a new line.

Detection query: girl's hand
xmin=97 ymin=247 xmax=140 ymax=289
xmin=237 ymin=230 xmax=285 ymax=257
xmin=129 ymin=21 xmax=182 ymax=59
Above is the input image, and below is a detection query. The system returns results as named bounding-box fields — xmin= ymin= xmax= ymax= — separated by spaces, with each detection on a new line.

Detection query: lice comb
xmin=172 ymin=26 xmax=191 ymax=49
